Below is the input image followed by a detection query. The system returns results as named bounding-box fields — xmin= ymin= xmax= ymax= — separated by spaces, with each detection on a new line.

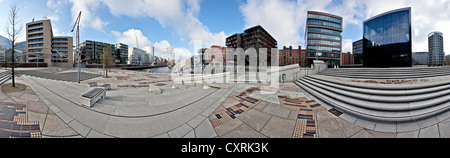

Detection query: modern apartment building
xmin=80 ymin=40 xmax=117 ymax=64
xmin=226 ymin=25 xmax=277 ymax=66
xmin=363 ymin=7 xmax=412 ymax=67
xmin=428 ymin=31 xmax=444 ymax=66
xmin=26 ymin=19 xmax=73 ymax=67
xmin=306 ymin=11 xmax=343 ymax=67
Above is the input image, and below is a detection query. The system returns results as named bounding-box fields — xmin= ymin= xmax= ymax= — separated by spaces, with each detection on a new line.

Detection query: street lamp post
xmin=71 ymin=11 xmax=81 ymax=83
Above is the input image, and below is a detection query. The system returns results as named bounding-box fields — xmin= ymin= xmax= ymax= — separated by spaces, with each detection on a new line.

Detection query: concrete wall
xmin=272 ymin=60 xmax=328 ymax=82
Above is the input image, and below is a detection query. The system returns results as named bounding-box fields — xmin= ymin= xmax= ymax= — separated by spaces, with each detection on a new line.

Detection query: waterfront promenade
xmin=1 ymin=68 xmax=450 ymax=138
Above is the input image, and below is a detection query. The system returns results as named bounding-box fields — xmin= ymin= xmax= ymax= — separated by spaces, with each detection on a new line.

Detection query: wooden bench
xmin=80 ymin=88 xmax=106 ymax=107
xmin=148 ymin=84 xmax=162 ymax=94
xmin=100 ymin=84 xmax=111 ymax=90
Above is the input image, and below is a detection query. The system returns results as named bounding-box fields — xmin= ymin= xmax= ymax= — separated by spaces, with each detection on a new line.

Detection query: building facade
xmin=341 ymin=52 xmax=354 ymax=66
xmin=352 ymin=39 xmax=363 ymax=65
xmin=412 ymin=52 xmax=428 ymax=65
xmin=279 ymin=46 xmax=300 ymax=66
xmin=26 ymin=19 xmax=73 ymax=67
xmin=116 ymin=43 xmax=129 ymax=64
xmin=428 ymin=32 xmax=444 ymax=66
xmin=80 ymin=40 xmax=119 ymax=64
xmin=128 ymin=47 xmax=153 ymax=66
xmin=226 ymin=25 xmax=277 ymax=66
xmin=363 ymin=7 xmax=412 ymax=67
xmin=306 ymin=11 xmax=343 ymax=67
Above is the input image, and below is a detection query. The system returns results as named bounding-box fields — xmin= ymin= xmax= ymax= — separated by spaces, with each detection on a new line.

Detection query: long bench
xmin=80 ymin=88 xmax=106 ymax=107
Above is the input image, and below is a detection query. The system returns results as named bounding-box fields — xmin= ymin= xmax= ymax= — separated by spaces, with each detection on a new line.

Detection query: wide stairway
xmin=0 ymin=70 xmax=12 ymax=86
xmin=319 ymin=66 xmax=450 ymax=79
xmin=295 ymin=67 xmax=450 ymax=123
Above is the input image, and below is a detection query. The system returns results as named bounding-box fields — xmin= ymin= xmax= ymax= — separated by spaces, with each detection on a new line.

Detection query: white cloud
xmin=100 ymin=0 xmax=225 ymax=47
xmin=112 ymin=29 xmax=192 ymax=62
xmin=342 ymin=39 xmax=353 ymax=53
xmin=112 ymin=29 xmax=152 ymax=48
xmin=68 ymin=0 xmax=108 ymax=31
xmin=241 ymin=0 xmax=450 ymax=55
xmin=240 ymin=0 xmax=333 ymax=48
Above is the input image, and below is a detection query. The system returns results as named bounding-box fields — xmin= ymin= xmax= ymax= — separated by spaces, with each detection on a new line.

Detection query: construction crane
xmin=71 ymin=11 xmax=81 ymax=83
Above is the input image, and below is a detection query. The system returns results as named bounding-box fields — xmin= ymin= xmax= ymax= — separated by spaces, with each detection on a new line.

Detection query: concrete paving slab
xmin=261 ymin=103 xmax=290 ymax=119
xmin=222 ymin=123 xmax=267 ymax=138
xmin=260 ymin=116 xmax=295 ymax=138
xmin=168 ymin=123 xmax=193 ymax=138
xmin=238 ymin=109 xmax=272 ymax=131
xmin=316 ymin=110 xmax=346 ymax=138
xmin=335 ymin=117 xmax=363 ymax=137
xmin=396 ymin=131 xmax=419 ymax=138
xmin=194 ymin=119 xmax=217 ymax=138
xmin=438 ymin=121 xmax=450 ymax=138
xmin=397 ymin=121 xmax=420 ymax=133
xmin=68 ymin=120 xmax=91 ymax=137
xmin=354 ymin=119 xmax=376 ymax=130
xmin=374 ymin=122 xmax=397 ymax=133
xmin=350 ymin=130 xmax=374 ymax=138
xmin=419 ymin=124 xmax=440 ymax=138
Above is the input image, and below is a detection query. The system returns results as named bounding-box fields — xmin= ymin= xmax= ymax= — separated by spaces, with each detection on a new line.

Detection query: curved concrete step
xmin=298 ymin=78 xmax=450 ymax=111
xmin=295 ymin=80 xmax=450 ymax=122
xmin=320 ymin=67 xmax=450 ymax=79
xmin=305 ymin=76 xmax=450 ymax=96
xmin=309 ymin=75 xmax=450 ymax=90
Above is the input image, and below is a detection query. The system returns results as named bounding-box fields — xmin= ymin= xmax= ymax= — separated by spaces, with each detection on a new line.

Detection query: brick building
xmin=226 ymin=25 xmax=277 ymax=66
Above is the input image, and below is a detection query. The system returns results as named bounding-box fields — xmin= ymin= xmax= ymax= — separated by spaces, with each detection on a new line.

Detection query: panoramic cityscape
xmin=1 ymin=0 xmax=450 ymax=146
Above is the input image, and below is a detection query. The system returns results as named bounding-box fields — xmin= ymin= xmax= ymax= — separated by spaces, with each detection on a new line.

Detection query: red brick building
xmin=199 ymin=45 xmax=227 ymax=66
xmin=279 ymin=46 xmax=300 ymax=66
xmin=340 ymin=52 xmax=353 ymax=66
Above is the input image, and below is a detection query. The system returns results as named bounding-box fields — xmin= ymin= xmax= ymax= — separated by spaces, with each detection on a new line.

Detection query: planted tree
xmin=99 ymin=45 xmax=115 ymax=78
xmin=3 ymin=3 xmax=22 ymax=87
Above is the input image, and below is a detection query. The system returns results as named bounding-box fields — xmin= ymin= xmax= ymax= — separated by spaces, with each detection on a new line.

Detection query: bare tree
xmin=100 ymin=45 xmax=115 ymax=78
xmin=4 ymin=3 xmax=22 ymax=87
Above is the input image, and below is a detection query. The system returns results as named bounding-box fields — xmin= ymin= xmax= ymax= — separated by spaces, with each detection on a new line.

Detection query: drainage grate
xmin=328 ymin=108 xmax=343 ymax=117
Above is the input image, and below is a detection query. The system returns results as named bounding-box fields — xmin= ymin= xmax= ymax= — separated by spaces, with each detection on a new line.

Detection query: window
xmin=28 ymin=23 xmax=43 ymax=28
xmin=28 ymin=33 xmax=43 ymax=38
xmin=307 ymin=33 xmax=341 ymax=41
xmin=28 ymin=43 xmax=43 ymax=47
xmin=52 ymin=38 xmax=68 ymax=42
xmin=28 ymin=28 xmax=43 ymax=33
xmin=28 ymin=38 xmax=43 ymax=43
xmin=308 ymin=20 xmax=341 ymax=29
xmin=52 ymin=43 xmax=67 ymax=46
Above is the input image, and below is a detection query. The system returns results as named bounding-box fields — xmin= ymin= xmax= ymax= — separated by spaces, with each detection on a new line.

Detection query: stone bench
xmin=100 ymin=84 xmax=111 ymax=90
xmin=149 ymin=84 xmax=162 ymax=94
xmin=80 ymin=88 xmax=106 ymax=107
xmin=87 ymin=82 xmax=97 ymax=87
xmin=171 ymin=83 xmax=186 ymax=90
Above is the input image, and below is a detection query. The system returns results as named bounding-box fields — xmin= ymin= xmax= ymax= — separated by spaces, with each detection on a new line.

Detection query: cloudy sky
xmin=1 ymin=0 xmax=449 ymax=60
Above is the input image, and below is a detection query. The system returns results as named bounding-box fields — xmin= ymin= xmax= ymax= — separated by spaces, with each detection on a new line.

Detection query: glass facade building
xmin=363 ymin=7 xmax=412 ymax=67
xmin=428 ymin=32 xmax=444 ymax=66
xmin=306 ymin=11 xmax=343 ymax=67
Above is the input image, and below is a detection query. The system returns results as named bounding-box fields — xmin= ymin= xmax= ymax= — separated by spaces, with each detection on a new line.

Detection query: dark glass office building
xmin=363 ymin=7 xmax=412 ymax=67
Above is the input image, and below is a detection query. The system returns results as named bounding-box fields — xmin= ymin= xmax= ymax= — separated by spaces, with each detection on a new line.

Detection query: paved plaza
xmin=1 ymin=68 xmax=450 ymax=138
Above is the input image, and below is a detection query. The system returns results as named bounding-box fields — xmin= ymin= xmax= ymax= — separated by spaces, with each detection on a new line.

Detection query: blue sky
xmin=1 ymin=0 xmax=449 ymax=59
